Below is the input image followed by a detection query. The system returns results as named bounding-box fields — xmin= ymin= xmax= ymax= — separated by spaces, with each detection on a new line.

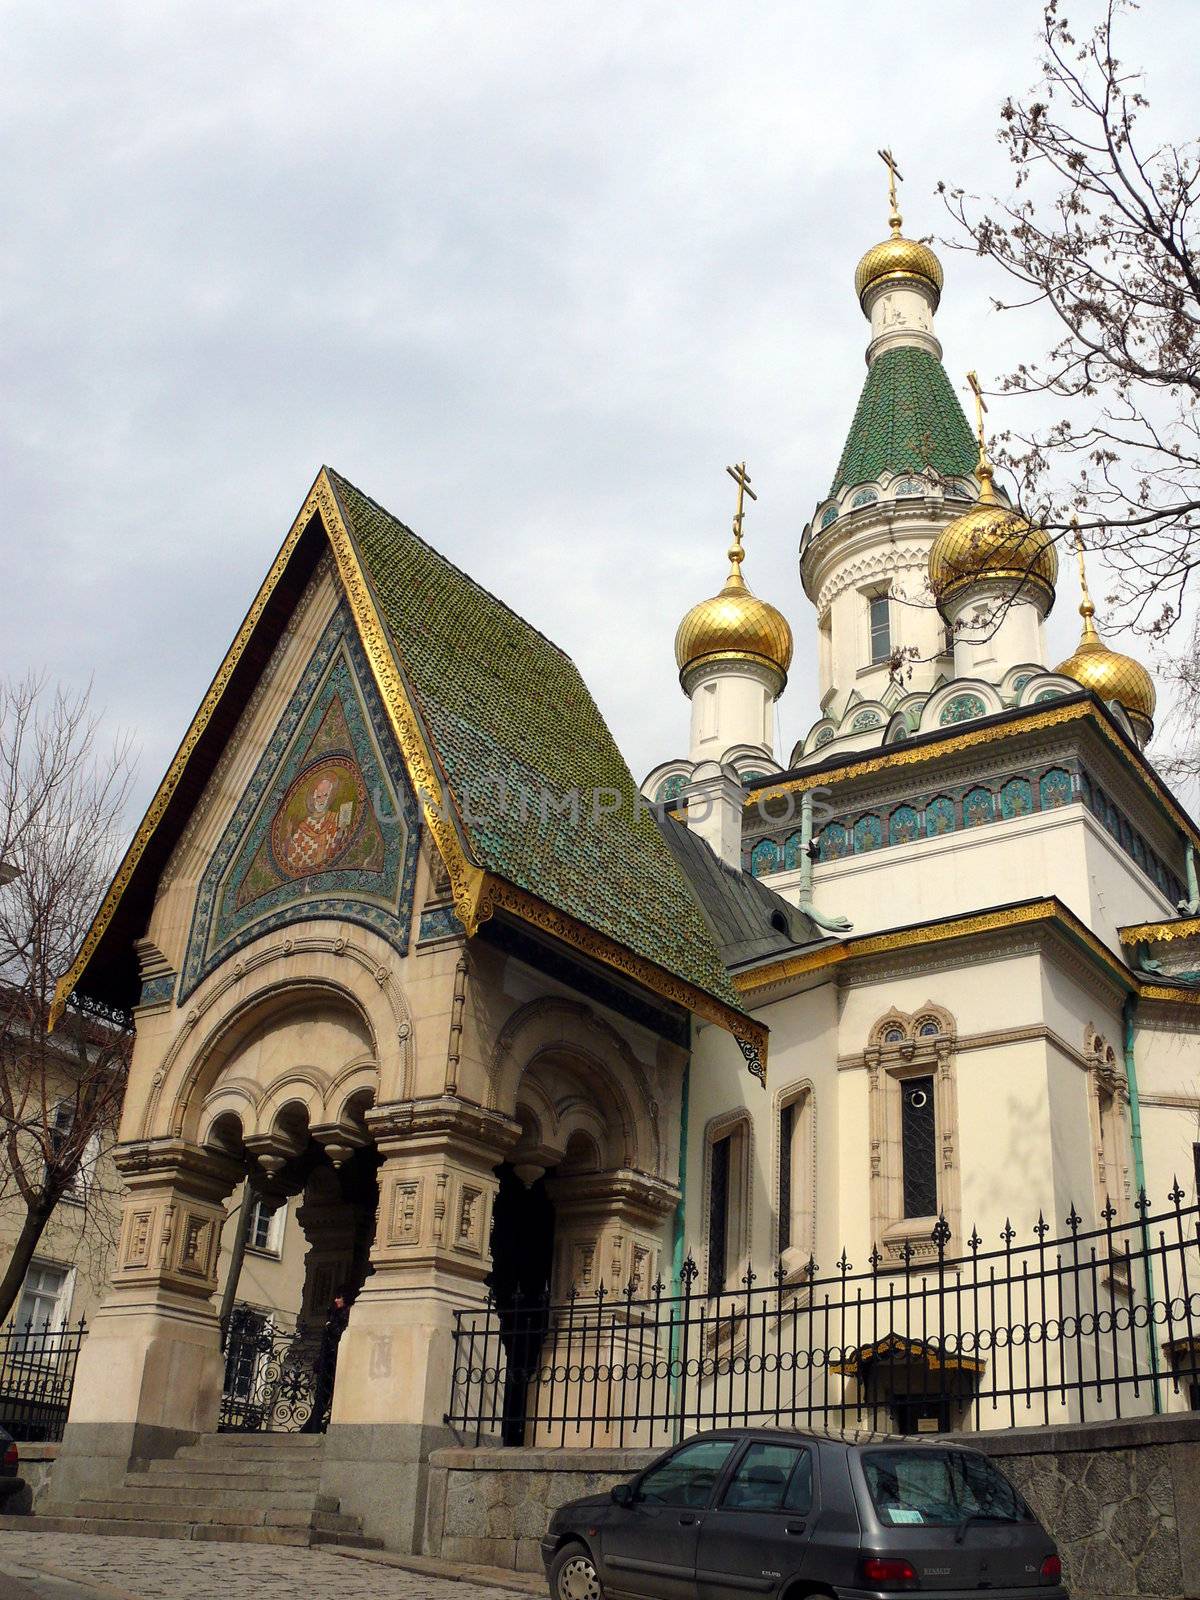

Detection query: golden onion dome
xmin=675 ymin=546 xmax=793 ymax=684
xmin=854 ymin=214 xmax=944 ymax=310
xmin=928 ymin=460 xmax=1058 ymax=614
xmin=1055 ymin=534 xmax=1155 ymax=734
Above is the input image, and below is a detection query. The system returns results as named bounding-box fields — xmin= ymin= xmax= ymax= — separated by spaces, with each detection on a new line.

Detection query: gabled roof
xmin=828 ymin=346 xmax=977 ymax=499
xmin=55 ymin=469 xmax=765 ymax=1072
xmin=656 ymin=815 xmax=828 ymax=969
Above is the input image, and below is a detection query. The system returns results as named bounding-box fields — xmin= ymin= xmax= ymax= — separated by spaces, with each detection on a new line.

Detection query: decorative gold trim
xmin=50 ymin=471 xmax=335 ymax=1030
xmin=317 ymin=472 xmax=489 ymax=935
xmin=1120 ymin=916 xmax=1200 ymax=947
xmin=484 ymin=877 xmax=768 ymax=1083
xmin=749 ymin=700 xmax=1200 ymax=853
xmin=1139 ymin=985 xmax=1200 ymax=1008
xmin=735 ymin=898 xmax=1130 ymax=996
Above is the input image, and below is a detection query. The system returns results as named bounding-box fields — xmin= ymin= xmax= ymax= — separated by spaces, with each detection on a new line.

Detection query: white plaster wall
xmin=763 ymin=804 xmax=1174 ymax=955
xmin=948 ymin=590 xmax=1047 ymax=682
xmin=686 ymin=663 xmax=775 ymax=764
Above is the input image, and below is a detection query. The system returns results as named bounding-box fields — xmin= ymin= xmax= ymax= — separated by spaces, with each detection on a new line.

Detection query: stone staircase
xmin=0 ymin=1432 xmax=382 ymax=1547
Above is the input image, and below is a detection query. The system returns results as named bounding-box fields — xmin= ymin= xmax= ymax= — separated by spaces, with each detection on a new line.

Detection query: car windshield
xmin=862 ymin=1449 xmax=1031 ymax=1529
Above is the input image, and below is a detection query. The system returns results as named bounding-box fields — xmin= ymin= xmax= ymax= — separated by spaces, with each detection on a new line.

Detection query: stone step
xmin=105 ymin=1482 xmax=340 ymax=1511
xmin=138 ymin=1467 xmax=324 ymax=1490
xmin=191 ymin=1433 xmax=326 ymax=1449
xmin=0 ymin=1512 xmax=373 ymax=1548
xmin=176 ymin=1443 xmax=325 ymax=1463
xmin=54 ymin=1500 xmax=361 ymax=1534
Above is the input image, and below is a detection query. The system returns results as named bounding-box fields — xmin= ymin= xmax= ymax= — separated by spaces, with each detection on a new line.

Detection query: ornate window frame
xmin=864 ymin=1004 xmax=960 ymax=1269
xmin=1085 ymin=1024 xmax=1132 ymax=1226
xmin=774 ymin=1080 xmax=817 ymax=1279
xmin=702 ymin=1108 xmax=753 ymax=1298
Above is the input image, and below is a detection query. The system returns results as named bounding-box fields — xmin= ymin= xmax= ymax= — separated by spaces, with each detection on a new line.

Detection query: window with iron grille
xmin=708 ymin=1135 xmax=731 ymax=1297
xmin=901 ymin=1075 xmax=937 ymax=1218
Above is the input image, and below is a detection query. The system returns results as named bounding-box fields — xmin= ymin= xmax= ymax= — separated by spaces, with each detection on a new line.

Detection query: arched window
xmin=1039 ymin=768 xmax=1072 ymax=810
xmin=750 ymin=838 xmax=781 ymax=876
xmin=820 ymin=505 xmax=839 ymax=529
xmin=818 ymin=822 xmax=850 ymax=862
xmin=782 ymin=830 xmax=805 ymax=871
xmin=939 ymin=693 xmax=987 ymax=726
xmin=925 ymin=796 xmax=955 ymax=837
xmin=776 ymin=1085 xmax=816 ymax=1270
xmin=851 ymin=489 xmax=879 ymax=509
xmin=706 ymin=1113 xmax=752 ymax=1297
xmin=654 ymin=772 xmax=689 ymax=805
xmin=999 ymin=778 xmax=1033 ymax=819
xmin=889 ymin=804 xmax=921 ymax=845
xmin=854 ymin=814 xmax=883 ymax=852
xmin=894 ymin=478 xmax=923 ymax=498
xmin=963 ymin=787 xmax=994 ymax=827
xmin=852 ymin=709 xmax=882 ymax=732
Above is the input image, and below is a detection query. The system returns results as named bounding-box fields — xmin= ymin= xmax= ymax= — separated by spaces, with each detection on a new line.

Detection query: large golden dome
xmin=1055 ymin=537 xmax=1155 ymax=735
xmin=675 ymin=554 xmax=793 ymax=684
xmin=855 ymin=228 xmax=944 ymax=309
xmin=928 ymin=462 xmax=1058 ymax=614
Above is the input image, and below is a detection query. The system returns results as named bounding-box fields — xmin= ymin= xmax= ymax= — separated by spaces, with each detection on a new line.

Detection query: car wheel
xmin=550 ymin=1542 xmax=602 ymax=1600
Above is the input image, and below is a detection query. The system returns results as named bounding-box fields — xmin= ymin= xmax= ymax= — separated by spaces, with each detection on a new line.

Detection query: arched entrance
xmin=483 ymin=1002 xmax=679 ymax=1445
xmin=206 ymin=1095 xmax=381 ymax=1433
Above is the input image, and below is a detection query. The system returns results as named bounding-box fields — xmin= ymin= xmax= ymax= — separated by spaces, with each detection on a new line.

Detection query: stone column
xmin=52 ymin=1139 xmax=243 ymax=1505
xmin=318 ymin=1096 xmax=519 ymax=1554
xmin=530 ymin=1167 xmax=677 ymax=1447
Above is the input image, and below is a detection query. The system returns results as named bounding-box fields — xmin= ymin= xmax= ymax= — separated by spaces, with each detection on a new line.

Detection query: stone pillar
xmin=318 ymin=1096 xmax=519 ymax=1554
xmin=530 ymin=1167 xmax=678 ymax=1447
xmin=51 ymin=1139 xmax=242 ymax=1505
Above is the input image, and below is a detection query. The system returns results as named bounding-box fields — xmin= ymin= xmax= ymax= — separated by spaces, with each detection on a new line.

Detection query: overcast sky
xmin=5 ymin=0 xmax=1198 ymax=826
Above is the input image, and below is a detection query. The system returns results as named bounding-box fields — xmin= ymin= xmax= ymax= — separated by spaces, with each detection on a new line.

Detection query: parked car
xmin=542 ymin=1428 xmax=1066 ymax=1599
xmin=0 ymin=1426 xmax=26 ymax=1505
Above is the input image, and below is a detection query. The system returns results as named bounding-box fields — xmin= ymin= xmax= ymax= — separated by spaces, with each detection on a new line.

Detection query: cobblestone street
xmin=0 ymin=1534 xmax=529 ymax=1600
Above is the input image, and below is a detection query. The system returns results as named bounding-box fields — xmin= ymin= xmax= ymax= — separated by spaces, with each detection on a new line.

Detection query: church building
xmin=37 ymin=177 xmax=1200 ymax=1551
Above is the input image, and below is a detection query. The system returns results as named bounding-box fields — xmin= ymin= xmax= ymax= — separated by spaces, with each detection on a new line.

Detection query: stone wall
xmin=967 ymin=1414 xmax=1200 ymax=1600
xmin=427 ymin=1414 xmax=1200 ymax=1597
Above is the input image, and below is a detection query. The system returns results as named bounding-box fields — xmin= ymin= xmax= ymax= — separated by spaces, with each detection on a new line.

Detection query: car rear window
xmin=862 ymin=1449 xmax=1031 ymax=1529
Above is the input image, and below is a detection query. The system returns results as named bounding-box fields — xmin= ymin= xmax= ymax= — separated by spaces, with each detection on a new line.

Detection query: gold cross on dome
xmin=725 ymin=461 xmax=757 ymax=572
xmin=877 ymin=147 xmax=903 ymax=230
xmin=966 ymin=370 xmax=989 ymax=455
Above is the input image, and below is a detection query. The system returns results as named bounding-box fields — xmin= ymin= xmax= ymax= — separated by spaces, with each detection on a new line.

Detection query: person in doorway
xmin=302 ymin=1287 xmax=352 ymax=1433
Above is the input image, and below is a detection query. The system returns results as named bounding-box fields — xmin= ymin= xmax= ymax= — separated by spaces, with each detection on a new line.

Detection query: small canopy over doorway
xmin=207 ymin=1099 xmax=380 ymax=1433
xmin=832 ymin=1333 xmax=984 ymax=1434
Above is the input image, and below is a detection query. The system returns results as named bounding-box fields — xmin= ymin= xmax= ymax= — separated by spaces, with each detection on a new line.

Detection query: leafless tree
xmin=939 ymin=0 xmax=1200 ymax=774
xmin=0 ymin=673 xmax=136 ymax=1326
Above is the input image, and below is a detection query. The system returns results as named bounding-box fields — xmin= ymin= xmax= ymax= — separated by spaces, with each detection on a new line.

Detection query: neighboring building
xmin=34 ymin=182 xmax=1200 ymax=1549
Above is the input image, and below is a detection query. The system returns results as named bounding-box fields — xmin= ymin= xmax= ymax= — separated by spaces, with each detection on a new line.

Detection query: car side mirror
xmin=610 ymin=1482 xmax=636 ymax=1507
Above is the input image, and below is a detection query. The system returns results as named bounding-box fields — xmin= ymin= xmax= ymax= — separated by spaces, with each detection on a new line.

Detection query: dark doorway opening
xmin=488 ymin=1162 xmax=556 ymax=1445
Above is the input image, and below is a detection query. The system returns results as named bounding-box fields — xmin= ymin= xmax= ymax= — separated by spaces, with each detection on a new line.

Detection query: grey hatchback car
xmin=541 ymin=1428 xmax=1066 ymax=1600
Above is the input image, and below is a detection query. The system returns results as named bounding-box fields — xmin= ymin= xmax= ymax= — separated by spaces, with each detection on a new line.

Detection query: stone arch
xmin=141 ymin=927 xmax=415 ymax=1143
xmin=486 ymin=996 xmax=663 ymax=1179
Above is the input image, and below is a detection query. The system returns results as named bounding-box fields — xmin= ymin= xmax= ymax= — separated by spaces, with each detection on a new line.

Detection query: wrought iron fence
xmin=446 ymin=1187 xmax=1200 ymax=1448
xmin=0 ymin=1317 xmax=86 ymax=1441
xmin=218 ymin=1308 xmax=340 ymax=1433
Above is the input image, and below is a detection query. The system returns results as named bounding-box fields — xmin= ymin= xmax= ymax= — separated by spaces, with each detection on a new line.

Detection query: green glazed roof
xmin=327 ymin=469 xmax=746 ymax=1013
xmin=829 ymin=346 xmax=977 ymax=499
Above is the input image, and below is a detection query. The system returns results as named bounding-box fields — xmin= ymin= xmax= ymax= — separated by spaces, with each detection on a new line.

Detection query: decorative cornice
xmin=735 ymin=897 xmax=1131 ymax=998
xmin=1120 ymin=915 xmax=1200 ymax=947
xmin=745 ymin=699 xmax=1200 ymax=855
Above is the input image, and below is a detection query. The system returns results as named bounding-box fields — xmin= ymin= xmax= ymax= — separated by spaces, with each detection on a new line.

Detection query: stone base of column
xmin=51 ymin=1295 xmax=226 ymax=1502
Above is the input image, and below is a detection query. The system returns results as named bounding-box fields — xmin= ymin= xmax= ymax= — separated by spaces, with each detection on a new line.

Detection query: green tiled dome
xmin=829 ymin=347 xmax=977 ymax=500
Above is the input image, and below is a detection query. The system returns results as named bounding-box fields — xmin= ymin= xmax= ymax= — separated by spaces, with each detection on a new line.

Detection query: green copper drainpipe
xmin=670 ymin=1056 xmax=691 ymax=1442
xmin=1123 ymin=991 xmax=1162 ymax=1412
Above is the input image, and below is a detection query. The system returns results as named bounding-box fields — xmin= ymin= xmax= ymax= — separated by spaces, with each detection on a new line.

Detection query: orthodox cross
xmin=725 ymin=461 xmax=757 ymax=574
xmin=877 ymin=147 xmax=903 ymax=230
xmin=966 ymin=369 xmax=989 ymax=456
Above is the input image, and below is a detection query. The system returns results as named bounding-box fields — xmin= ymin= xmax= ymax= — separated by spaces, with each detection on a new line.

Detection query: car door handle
xmin=785 ymin=1524 xmax=806 ymax=1536
xmin=678 ymin=1514 xmax=701 ymax=1526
